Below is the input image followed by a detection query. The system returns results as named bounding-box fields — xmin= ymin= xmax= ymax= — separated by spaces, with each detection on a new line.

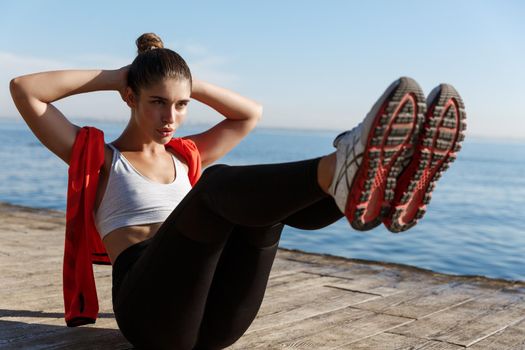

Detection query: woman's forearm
xmin=10 ymin=69 xmax=125 ymax=103
xmin=190 ymin=79 xmax=262 ymax=122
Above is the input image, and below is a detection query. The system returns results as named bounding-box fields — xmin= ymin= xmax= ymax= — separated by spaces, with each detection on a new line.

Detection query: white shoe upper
xmin=327 ymin=122 xmax=367 ymax=213
xmin=327 ymin=78 xmax=403 ymax=214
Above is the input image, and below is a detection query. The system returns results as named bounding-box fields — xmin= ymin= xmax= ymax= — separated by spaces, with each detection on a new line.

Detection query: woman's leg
xmin=193 ymin=223 xmax=284 ymax=349
xmin=113 ymin=156 xmax=336 ymax=349
xmin=194 ymin=182 xmax=343 ymax=348
xmin=283 ymin=195 xmax=343 ymax=230
xmin=193 ymin=162 xmax=343 ymax=348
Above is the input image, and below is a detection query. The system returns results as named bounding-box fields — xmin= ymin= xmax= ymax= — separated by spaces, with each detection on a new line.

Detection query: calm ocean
xmin=1 ymin=118 xmax=524 ymax=281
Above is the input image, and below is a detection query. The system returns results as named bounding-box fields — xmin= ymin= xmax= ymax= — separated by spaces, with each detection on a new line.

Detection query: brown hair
xmin=127 ymin=33 xmax=192 ymax=95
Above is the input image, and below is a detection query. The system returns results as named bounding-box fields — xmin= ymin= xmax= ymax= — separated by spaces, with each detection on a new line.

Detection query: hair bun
xmin=136 ymin=33 xmax=164 ymax=54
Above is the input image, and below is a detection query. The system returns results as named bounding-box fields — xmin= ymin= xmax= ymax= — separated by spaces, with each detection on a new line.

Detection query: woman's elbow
xmin=9 ymin=77 xmax=26 ymax=100
xmin=242 ymin=104 xmax=261 ymax=133
xmin=253 ymin=103 xmax=263 ymax=123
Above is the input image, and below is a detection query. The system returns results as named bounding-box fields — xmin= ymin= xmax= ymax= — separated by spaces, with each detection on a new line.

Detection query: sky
xmin=1 ymin=0 xmax=524 ymax=139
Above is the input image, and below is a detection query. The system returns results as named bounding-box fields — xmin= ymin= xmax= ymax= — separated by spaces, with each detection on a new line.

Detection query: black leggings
xmin=112 ymin=157 xmax=343 ymax=349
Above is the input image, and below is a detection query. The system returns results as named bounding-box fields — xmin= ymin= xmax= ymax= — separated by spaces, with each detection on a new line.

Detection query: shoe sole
xmin=384 ymin=84 xmax=467 ymax=233
xmin=347 ymin=77 xmax=426 ymax=231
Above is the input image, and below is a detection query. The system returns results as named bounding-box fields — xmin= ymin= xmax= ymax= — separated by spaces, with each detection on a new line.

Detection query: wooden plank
xmin=288 ymin=262 xmax=431 ymax=297
xmin=264 ymin=272 xmax=378 ymax=299
xmin=0 ymin=290 xmax=63 ymax=311
xmin=248 ymin=285 xmax=380 ymax=332
xmin=0 ymin=281 xmax=112 ymax=310
xmin=269 ymin=256 xmax=312 ymax=276
xmin=0 ymin=272 xmax=61 ymax=289
xmin=390 ymin=291 xmax=525 ymax=347
xmin=352 ymin=281 xmax=490 ymax=319
xmin=3 ymin=202 xmax=525 ymax=349
xmin=0 ymin=317 xmax=70 ymax=344
xmin=278 ymin=249 xmax=525 ymax=293
xmin=266 ymin=271 xmax=323 ymax=288
xmin=343 ymin=332 xmax=464 ymax=349
xmin=468 ymin=317 xmax=525 ymax=349
xmin=33 ymin=331 xmax=131 ymax=350
xmin=0 ymin=317 xmax=128 ymax=350
xmin=47 ymin=331 xmax=132 ymax=350
xmin=232 ymin=307 xmax=412 ymax=349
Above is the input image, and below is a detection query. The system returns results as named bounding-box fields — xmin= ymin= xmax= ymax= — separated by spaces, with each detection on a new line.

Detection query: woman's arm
xmin=185 ymin=79 xmax=262 ymax=168
xmin=9 ymin=68 xmax=127 ymax=165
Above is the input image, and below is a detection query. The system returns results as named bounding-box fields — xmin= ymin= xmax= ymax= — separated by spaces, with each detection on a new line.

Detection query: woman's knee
xmin=200 ymin=163 xmax=230 ymax=181
xmin=191 ymin=163 xmax=231 ymax=198
xmin=233 ymin=223 xmax=284 ymax=248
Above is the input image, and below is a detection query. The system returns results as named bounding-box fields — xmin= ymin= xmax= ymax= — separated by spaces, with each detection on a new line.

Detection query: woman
xmin=9 ymin=33 xmax=465 ymax=349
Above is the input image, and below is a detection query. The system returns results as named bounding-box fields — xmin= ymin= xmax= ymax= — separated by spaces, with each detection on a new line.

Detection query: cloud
xmin=1 ymin=45 xmax=239 ymax=123
xmin=189 ymin=55 xmax=239 ymax=85
xmin=1 ymin=52 xmax=65 ymax=119
xmin=0 ymin=52 xmax=129 ymax=121
xmin=165 ymin=40 xmax=239 ymax=85
xmin=65 ymin=53 xmax=130 ymax=69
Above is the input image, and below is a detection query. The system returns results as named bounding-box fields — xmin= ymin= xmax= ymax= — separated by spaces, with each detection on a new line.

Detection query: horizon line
xmin=1 ymin=115 xmax=525 ymax=144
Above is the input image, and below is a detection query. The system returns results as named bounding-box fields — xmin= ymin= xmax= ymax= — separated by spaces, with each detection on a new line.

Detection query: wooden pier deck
xmin=1 ymin=201 xmax=525 ymax=349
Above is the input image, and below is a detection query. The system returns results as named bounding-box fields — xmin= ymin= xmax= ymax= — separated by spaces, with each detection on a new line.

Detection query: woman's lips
xmin=158 ymin=129 xmax=173 ymax=137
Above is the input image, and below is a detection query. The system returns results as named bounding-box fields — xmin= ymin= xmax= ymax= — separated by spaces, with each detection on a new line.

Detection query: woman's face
xmin=133 ymin=78 xmax=191 ymax=142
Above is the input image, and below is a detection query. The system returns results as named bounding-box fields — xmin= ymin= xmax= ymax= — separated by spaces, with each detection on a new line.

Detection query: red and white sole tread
xmin=344 ymin=77 xmax=426 ymax=231
xmin=384 ymin=83 xmax=467 ymax=233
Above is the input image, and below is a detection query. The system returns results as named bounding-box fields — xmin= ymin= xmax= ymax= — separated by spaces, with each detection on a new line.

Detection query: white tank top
xmin=94 ymin=143 xmax=192 ymax=239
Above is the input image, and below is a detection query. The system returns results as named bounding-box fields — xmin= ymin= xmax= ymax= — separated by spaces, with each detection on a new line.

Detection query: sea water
xmin=1 ymin=118 xmax=524 ymax=281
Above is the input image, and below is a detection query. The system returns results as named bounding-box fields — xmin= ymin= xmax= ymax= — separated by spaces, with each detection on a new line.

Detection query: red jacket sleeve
xmin=165 ymin=137 xmax=202 ymax=185
xmin=63 ymin=126 xmax=107 ymax=327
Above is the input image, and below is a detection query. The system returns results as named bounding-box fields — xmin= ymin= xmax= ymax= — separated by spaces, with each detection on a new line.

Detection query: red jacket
xmin=64 ymin=126 xmax=201 ymax=327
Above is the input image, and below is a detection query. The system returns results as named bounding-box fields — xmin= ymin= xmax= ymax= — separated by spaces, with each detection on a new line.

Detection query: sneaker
xmin=383 ymin=83 xmax=467 ymax=233
xmin=328 ymin=77 xmax=426 ymax=230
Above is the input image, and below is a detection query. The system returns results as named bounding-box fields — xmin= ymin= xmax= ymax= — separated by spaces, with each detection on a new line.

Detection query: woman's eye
xmin=153 ymin=100 xmax=164 ymax=105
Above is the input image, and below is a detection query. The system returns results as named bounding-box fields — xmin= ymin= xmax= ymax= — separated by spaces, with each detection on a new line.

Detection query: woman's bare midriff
xmin=102 ymin=223 xmax=162 ymax=265
xmin=95 ymin=142 xmax=188 ymax=265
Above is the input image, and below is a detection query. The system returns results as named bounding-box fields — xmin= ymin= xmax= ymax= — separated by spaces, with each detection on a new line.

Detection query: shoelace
xmin=333 ymin=130 xmax=363 ymax=195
